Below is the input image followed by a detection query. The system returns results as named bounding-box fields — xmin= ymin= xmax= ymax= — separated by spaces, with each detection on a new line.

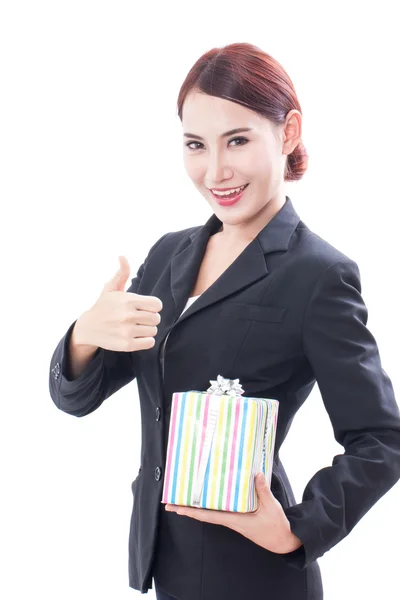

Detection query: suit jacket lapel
xmin=169 ymin=196 xmax=301 ymax=326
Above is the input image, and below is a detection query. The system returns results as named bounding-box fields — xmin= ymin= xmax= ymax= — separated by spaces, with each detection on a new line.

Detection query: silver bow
xmin=206 ymin=374 xmax=244 ymax=396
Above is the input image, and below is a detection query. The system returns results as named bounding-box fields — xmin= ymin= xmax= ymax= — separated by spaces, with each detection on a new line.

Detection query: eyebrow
xmin=183 ymin=127 xmax=254 ymax=140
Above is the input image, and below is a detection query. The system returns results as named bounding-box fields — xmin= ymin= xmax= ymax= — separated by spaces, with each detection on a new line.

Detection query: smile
xmin=210 ymin=184 xmax=249 ymax=206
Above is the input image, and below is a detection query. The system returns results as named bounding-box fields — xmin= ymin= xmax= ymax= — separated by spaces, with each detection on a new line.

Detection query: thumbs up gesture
xmin=75 ymin=256 xmax=163 ymax=352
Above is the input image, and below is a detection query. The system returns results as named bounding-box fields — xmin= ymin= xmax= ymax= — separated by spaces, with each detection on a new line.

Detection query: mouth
xmin=210 ymin=183 xmax=249 ymax=206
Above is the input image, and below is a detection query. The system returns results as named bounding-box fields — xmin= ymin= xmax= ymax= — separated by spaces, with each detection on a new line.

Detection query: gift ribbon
xmin=206 ymin=374 xmax=245 ymax=397
xmin=192 ymin=375 xmax=244 ymax=506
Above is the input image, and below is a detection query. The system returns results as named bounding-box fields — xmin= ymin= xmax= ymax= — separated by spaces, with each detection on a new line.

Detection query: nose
xmin=206 ymin=152 xmax=232 ymax=185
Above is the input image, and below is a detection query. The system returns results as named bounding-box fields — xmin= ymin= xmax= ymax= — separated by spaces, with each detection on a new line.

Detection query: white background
xmin=1 ymin=1 xmax=399 ymax=598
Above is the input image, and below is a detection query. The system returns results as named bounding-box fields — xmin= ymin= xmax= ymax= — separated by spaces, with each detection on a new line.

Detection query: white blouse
xmin=179 ymin=294 xmax=201 ymax=316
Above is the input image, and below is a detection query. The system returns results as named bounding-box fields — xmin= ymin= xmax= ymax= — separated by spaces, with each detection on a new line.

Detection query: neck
xmin=215 ymin=192 xmax=286 ymax=244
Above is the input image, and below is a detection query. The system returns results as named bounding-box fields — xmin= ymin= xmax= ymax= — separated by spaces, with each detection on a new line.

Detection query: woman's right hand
xmin=74 ymin=256 xmax=163 ymax=352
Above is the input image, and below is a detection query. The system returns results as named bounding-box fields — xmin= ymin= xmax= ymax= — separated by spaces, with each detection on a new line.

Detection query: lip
xmin=210 ymin=185 xmax=247 ymax=191
xmin=211 ymin=184 xmax=249 ymax=206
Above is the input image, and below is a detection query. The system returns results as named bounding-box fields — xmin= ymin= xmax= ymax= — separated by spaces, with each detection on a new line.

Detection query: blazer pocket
xmin=220 ymin=302 xmax=287 ymax=323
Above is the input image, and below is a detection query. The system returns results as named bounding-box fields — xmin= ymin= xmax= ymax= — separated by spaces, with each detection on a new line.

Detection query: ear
xmin=283 ymin=109 xmax=302 ymax=154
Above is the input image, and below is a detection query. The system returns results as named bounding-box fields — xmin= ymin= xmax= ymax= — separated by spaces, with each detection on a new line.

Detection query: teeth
xmin=212 ymin=184 xmax=246 ymax=197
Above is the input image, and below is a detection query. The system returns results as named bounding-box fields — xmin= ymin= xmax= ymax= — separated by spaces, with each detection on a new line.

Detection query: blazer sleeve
xmin=281 ymin=258 xmax=400 ymax=569
xmin=48 ymin=233 xmax=169 ymax=418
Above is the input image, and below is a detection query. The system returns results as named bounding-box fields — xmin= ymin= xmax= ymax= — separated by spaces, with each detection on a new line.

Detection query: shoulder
xmin=148 ymin=225 xmax=201 ymax=256
xmin=295 ymin=221 xmax=359 ymax=279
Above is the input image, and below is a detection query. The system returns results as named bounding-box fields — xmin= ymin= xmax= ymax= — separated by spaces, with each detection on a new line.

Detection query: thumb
xmin=103 ymin=256 xmax=131 ymax=292
xmin=255 ymin=472 xmax=271 ymax=504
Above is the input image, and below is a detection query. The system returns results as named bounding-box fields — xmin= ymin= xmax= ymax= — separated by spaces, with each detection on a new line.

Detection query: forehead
xmin=182 ymin=90 xmax=270 ymax=134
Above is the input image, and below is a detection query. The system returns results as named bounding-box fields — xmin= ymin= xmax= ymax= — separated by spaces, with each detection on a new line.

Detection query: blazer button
xmin=156 ymin=407 xmax=161 ymax=422
xmin=155 ymin=466 xmax=162 ymax=481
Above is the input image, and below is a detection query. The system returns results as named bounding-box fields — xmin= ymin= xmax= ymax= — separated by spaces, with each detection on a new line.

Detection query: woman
xmin=49 ymin=43 xmax=400 ymax=600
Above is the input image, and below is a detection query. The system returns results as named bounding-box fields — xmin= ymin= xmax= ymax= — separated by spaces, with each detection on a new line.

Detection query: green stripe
xmin=218 ymin=397 xmax=233 ymax=510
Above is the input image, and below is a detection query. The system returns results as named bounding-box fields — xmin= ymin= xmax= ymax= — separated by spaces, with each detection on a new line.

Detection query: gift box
xmin=161 ymin=375 xmax=279 ymax=513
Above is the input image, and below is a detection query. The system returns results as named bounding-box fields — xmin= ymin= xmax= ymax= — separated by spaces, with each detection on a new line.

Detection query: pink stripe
xmin=162 ymin=392 xmax=179 ymax=502
xmin=197 ymin=394 xmax=210 ymax=474
xmin=226 ymin=399 xmax=241 ymax=510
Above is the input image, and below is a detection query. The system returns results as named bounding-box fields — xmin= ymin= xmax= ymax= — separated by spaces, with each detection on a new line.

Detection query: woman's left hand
xmin=165 ymin=472 xmax=303 ymax=554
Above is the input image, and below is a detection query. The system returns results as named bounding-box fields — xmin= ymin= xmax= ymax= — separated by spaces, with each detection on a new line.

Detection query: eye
xmin=185 ymin=141 xmax=203 ymax=150
xmin=229 ymin=136 xmax=248 ymax=147
xmin=185 ymin=136 xmax=249 ymax=151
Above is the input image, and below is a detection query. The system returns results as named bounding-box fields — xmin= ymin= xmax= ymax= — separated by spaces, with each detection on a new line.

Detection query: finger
xmin=166 ymin=504 xmax=238 ymax=527
xmin=104 ymin=256 xmax=130 ymax=292
xmin=255 ymin=472 xmax=274 ymax=503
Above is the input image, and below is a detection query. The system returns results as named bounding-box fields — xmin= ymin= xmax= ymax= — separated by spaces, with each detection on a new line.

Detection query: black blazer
xmin=49 ymin=197 xmax=400 ymax=600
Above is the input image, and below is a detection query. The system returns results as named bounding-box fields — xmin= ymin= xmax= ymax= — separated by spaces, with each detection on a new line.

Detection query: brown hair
xmin=177 ymin=43 xmax=308 ymax=182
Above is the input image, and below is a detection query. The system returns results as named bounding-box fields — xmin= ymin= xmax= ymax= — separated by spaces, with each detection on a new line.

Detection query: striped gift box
xmin=161 ymin=377 xmax=279 ymax=513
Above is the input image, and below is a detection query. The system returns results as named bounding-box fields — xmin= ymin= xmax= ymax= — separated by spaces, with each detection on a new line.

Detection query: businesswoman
xmin=49 ymin=43 xmax=400 ymax=600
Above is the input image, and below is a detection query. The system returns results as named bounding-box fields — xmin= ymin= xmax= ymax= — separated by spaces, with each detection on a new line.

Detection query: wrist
xmin=278 ymin=531 xmax=303 ymax=554
xmin=72 ymin=313 xmax=97 ymax=350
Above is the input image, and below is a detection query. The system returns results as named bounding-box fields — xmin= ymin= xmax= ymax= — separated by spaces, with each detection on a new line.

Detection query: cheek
xmin=183 ymin=157 xmax=204 ymax=183
xmin=251 ymin=154 xmax=273 ymax=176
xmin=236 ymin=148 xmax=268 ymax=179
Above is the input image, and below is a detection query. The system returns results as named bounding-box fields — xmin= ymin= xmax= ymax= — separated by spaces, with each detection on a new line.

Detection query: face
xmin=181 ymin=89 xmax=301 ymax=238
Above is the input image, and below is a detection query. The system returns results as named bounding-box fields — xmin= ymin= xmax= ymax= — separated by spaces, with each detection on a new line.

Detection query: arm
xmin=281 ymin=258 xmax=400 ymax=568
xmin=48 ymin=233 xmax=169 ymax=417
xmin=64 ymin=320 xmax=100 ymax=381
